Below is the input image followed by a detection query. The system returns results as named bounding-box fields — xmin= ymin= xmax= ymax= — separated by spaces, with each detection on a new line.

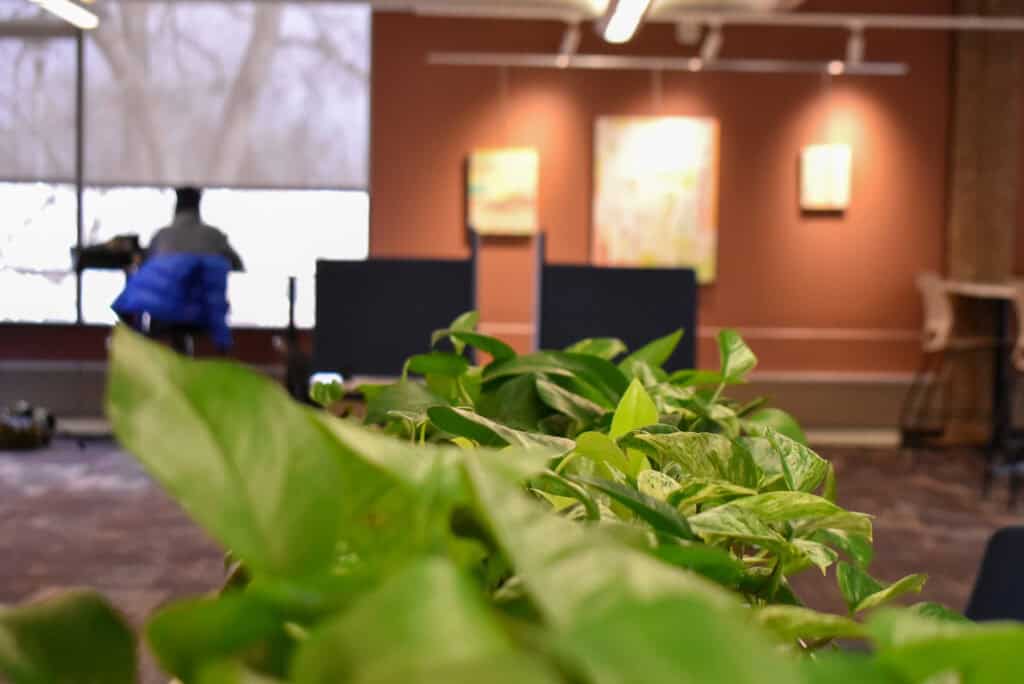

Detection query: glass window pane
xmin=227 ymin=273 xmax=288 ymax=328
xmin=80 ymin=270 xmax=125 ymax=325
xmin=85 ymin=2 xmax=370 ymax=188
xmin=0 ymin=182 xmax=77 ymax=323
xmin=201 ymin=189 xmax=369 ymax=275
xmin=83 ymin=186 xmax=176 ymax=246
xmin=0 ymin=37 xmax=75 ymax=181
xmin=78 ymin=186 xmax=367 ymax=328
xmin=294 ymin=274 xmax=315 ymax=329
xmin=0 ymin=0 xmax=58 ymax=20
xmin=204 ymin=188 xmax=368 ymax=328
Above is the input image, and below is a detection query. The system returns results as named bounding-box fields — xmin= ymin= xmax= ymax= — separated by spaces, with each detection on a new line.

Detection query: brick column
xmin=945 ymin=0 xmax=1022 ymax=442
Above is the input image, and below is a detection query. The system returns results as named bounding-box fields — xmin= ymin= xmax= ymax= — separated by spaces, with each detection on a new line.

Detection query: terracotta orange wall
xmin=371 ymin=0 xmax=952 ymax=372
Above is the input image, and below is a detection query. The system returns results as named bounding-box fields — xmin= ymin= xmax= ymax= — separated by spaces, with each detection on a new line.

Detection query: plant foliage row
xmin=0 ymin=319 xmax=1020 ymax=684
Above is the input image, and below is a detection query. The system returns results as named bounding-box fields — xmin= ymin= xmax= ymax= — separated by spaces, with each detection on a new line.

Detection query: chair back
xmin=917 ymin=272 xmax=954 ymax=353
xmin=965 ymin=526 xmax=1024 ymax=621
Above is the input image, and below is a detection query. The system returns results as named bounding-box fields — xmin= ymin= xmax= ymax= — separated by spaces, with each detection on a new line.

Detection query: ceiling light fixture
xmin=675 ymin=21 xmax=702 ymax=46
xmin=557 ymin=22 xmax=581 ymax=68
xmin=846 ymin=25 xmax=865 ymax=64
xmin=29 ymin=0 xmax=98 ymax=30
xmin=700 ymin=24 xmax=723 ymax=62
xmin=599 ymin=0 xmax=653 ymax=44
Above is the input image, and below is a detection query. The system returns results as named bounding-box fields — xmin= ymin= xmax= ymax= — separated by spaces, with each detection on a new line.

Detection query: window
xmin=203 ymin=189 xmax=369 ymax=328
xmin=0 ymin=31 xmax=77 ymax=323
xmin=0 ymin=1 xmax=370 ymax=327
xmin=0 ymin=183 xmax=77 ymax=323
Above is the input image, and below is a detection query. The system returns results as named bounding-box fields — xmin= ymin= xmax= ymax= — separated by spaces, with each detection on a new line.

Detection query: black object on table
xmin=72 ymin=235 xmax=143 ymax=272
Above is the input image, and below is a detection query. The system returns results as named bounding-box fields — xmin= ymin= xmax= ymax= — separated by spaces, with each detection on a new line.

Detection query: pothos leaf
xmin=742 ymin=408 xmax=807 ymax=445
xmin=0 ymin=590 xmax=136 ymax=684
xmin=618 ymin=330 xmax=684 ymax=373
xmin=309 ymin=381 xmax=344 ymax=409
xmin=688 ymin=505 xmax=793 ymax=556
xmin=748 ymin=426 xmax=829 ymax=493
xmin=809 ymin=529 xmax=874 ymax=569
xmin=364 ymin=381 xmax=448 ymax=426
xmin=569 ymin=431 xmax=631 ymax=475
xmin=637 ymin=470 xmax=682 ymax=502
xmin=432 ymin=330 xmax=516 ymax=363
xmin=754 ymin=605 xmax=866 ymax=644
xmin=535 ymin=378 xmax=606 ymax=426
xmin=404 ymin=352 xmax=470 ymax=378
xmin=572 ymin=474 xmax=697 ymax=541
xmin=718 ymin=329 xmax=757 ymax=382
xmin=610 ymin=380 xmax=659 ymax=476
xmin=619 ymin=431 xmax=759 ymax=489
xmin=565 ymin=337 xmax=628 ymax=361
xmin=427 ymin=406 xmax=573 ymax=452
xmin=838 ymin=562 xmax=927 ymax=614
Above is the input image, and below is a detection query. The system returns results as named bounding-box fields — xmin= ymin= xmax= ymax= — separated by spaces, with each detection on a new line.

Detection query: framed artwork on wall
xmin=592 ymin=116 xmax=720 ymax=283
xmin=467 ymin=147 xmax=539 ymax=236
xmin=800 ymin=143 xmax=852 ymax=212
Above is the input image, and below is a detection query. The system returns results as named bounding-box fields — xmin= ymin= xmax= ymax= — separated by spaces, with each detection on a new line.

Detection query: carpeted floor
xmin=0 ymin=439 xmax=1019 ymax=682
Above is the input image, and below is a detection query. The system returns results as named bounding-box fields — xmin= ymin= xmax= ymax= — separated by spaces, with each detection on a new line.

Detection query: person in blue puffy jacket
xmin=112 ymin=187 xmax=241 ymax=353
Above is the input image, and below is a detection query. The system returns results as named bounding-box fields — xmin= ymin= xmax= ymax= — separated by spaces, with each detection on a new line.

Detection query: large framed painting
xmin=467 ymin=147 xmax=539 ymax=236
xmin=592 ymin=116 xmax=719 ymax=283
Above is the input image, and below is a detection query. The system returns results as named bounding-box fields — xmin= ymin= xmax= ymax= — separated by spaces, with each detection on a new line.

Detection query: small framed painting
xmin=800 ymin=144 xmax=852 ymax=211
xmin=467 ymin=147 xmax=539 ymax=236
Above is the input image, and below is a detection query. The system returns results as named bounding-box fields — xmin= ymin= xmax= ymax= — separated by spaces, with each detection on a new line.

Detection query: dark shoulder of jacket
xmin=201 ymin=222 xmax=231 ymax=243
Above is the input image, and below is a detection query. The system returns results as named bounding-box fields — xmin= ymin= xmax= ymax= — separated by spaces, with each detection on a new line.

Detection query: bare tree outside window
xmin=86 ymin=2 xmax=370 ymax=188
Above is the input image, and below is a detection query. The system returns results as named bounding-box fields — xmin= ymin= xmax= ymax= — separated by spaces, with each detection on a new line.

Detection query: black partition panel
xmin=314 ymin=259 xmax=474 ymax=377
xmin=539 ymin=265 xmax=698 ymax=370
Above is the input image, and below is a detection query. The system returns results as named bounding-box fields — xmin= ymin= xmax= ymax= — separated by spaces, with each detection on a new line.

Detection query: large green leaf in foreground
xmin=0 ymin=591 xmax=136 ymax=684
xmin=106 ymin=327 xmax=390 ymax=578
xmin=293 ymin=558 xmax=562 ymax=684
xmin=463 ymin=454 xmax=801 ymax=684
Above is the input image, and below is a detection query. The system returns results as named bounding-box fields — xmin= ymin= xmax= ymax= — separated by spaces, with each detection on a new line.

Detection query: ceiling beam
xmin=428 ymin=51 xmax=908 ymax=76
xmin=622 ymin=10 xmax=1024 ymax=31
